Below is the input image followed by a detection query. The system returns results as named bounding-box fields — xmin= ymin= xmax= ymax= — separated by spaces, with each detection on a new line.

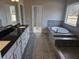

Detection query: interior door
xmin=32 ymin=5 xmax=43 ymax=32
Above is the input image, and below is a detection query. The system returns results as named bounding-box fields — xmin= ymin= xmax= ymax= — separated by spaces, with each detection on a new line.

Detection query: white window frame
xmin=64 ymin=2 xmax=79 ymax=27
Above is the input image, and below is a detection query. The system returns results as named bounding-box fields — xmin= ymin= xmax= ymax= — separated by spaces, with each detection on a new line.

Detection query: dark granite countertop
xmin=0 ymin=25 xmax=29 ymax=57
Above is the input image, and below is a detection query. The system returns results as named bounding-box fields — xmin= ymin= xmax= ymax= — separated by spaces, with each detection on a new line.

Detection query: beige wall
xmin=23 ymin=0 xmax=32 ymax=25
xmin=23 ymin=0 xmax=65 ymax=28
xmin=67 ymin=0 xmax=79 ymax=5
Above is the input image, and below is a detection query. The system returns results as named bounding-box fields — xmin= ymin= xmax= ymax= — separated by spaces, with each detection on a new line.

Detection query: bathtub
xmin=51 ymin=27 xmax=69 ymax=34
xmin=48 ymin=26 xmax=74 ymax=37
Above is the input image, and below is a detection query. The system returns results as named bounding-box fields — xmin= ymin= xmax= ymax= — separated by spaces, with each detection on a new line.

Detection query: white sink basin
xmin=0 ymin=41 xmax=10 ymax=51
xmin=19 ymin=26 xmax=26 ymax=29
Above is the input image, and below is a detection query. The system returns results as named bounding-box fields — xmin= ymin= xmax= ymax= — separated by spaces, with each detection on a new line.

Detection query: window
xmin=65 ymin=3 xmax=79 ymax=26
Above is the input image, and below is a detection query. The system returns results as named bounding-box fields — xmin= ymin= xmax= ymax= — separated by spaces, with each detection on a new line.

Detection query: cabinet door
xmin=2 ymin=54 xmax=7 ymax=59
xmin=3 ymin=53 xmax=13 ymax=59
xmin=22 ymin=39 xmax=26 ymax=54
xmin=9 ymin=55 xmax=13 ymax=59
xmin=18 ymin=45 xmax=22 ymax=59
xmin=6 ymin=42 xmax=17 ymax=59
xmin=14 ymin=45 xmax=22 ymax=59
xmin=13 ymin=52 xmax=17 ymax=59
xmin=19 ymin=41 xmax=22 ymax=59
xmin=25 ymin=27 xmax=30 ymax=46
xmin=21 ymin=26 xmax=30 ymax=54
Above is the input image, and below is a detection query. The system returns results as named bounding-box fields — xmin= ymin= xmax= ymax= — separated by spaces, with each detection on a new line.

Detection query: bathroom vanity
xmin=0 ymin=25 xmax=30 ymax=59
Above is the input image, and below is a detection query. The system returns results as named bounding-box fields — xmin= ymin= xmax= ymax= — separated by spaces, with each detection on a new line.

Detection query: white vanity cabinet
xmin=14 ymin=44 xmax=22 ymax=59
xmin=2 ymin=54 xmax=7 ymax=59
xmin=1 ymin=26 xmax=30 ymax=59
xmin=21 ymin=26 xmax=30 ymax=54
xmin=0 ymin=53 xmax=2 ymax=59
xmin=3 ymin=54 xmax=13 ymax=59
xmin=15 ymin=37 xmax=22 ymax=59
xmin=13 ymin=26 xmax=30 ymax=59
xmin=6 ymin=42 xmax=17 ymax=59
xmin=21 ymin=38 xmax=26 ymax=54
xmin=24 ymin=26 xmax=30 ymax=46
xmin=25 ymin=27 xmax=30 ymax=43
xmin=2 ymin=43 xmax=16 ymax=59
xmin=13 ymin=48 xmax=17 ymax=59
xmin=9 ymin=55 xmax=13 ymax=59
xmin=2 ymin=42 xmax=17 ymax=59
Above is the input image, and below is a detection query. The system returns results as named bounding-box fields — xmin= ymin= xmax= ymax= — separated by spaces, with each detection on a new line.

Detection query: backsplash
xmin=47 ymin=20 xmax=63 ymax=27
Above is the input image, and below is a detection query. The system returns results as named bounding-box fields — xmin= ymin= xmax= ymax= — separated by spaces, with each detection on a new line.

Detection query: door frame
xmin=32 ymin=5 xmax=43 ymax=28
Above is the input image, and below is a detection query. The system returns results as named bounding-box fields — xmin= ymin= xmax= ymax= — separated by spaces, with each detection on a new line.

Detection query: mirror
xmin=0 ymin=1 xmax=19 ymax=28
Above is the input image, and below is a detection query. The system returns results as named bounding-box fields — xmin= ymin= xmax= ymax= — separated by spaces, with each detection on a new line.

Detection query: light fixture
xmin=11 ymin=0 xmax=19 ymax=2
xmin=15 ymin=0 xmax=19 ymax=2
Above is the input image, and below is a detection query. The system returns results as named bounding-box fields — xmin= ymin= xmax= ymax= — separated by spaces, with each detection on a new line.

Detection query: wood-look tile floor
xmin=22 ymin=32 xmax=58 ymax=59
